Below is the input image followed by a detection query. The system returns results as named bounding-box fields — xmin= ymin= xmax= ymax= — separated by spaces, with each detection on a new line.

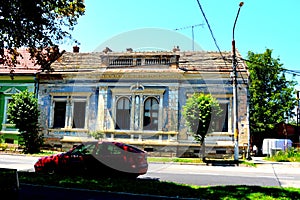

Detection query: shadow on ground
xmin=13 ymin=172 xmax=300 ymax=200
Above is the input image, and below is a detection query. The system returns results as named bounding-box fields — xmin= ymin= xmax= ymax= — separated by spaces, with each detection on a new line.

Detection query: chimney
xmin=103 ymin=47 xmax=112 ymax=53
xmin=73 ymin=45 xmax=80 ymax=53
xmin=126 ymin=48 xmax=133 ymax=53
xmin=172 ymin=46 xmax=180 ymax=52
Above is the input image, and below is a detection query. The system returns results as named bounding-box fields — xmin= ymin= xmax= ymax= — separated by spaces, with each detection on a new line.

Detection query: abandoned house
xmin=36 ymin=47 xmax=250 ymax=157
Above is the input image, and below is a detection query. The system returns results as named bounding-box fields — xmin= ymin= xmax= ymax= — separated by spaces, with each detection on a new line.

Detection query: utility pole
xmin=232 ymin=2 xmax=244 ymax=162
xmin=174 ymin=24 xmax=204 ymax=51
xmin=297 ymin=90 xmax=300 ymax=144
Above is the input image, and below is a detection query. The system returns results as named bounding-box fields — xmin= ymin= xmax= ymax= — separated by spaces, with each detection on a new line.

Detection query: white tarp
xmin=262 ymin=138 xmax=292 ymax=156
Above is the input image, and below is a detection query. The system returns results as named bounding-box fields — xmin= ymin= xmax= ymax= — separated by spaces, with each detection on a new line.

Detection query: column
xmin=97 ymin=86 xmax=107 ymax=130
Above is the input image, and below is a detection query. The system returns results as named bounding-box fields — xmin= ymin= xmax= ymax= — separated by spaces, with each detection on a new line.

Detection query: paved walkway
xmin=250 ymin=156 xmax=300 ymax=167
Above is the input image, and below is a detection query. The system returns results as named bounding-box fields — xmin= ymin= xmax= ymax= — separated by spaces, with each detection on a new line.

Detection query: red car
xmin=34 ymin=141 xmax=148 ymax=178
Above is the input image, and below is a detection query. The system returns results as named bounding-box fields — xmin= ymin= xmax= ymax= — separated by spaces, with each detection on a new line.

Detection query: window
xmin=53 ymin=101 xmax=66 ymax=128
xmin=3 ymin=98 xmax=12 ymax=124
xmin=215 ymin=103 xmax=229 ymax=132
xmin=1 ymin=97 xmax=17 ymax=132
xmin=111 ymin=87 xmax=164 ymax=132
xmin=143 ymin=97 xmax=159 ymax=130
xmin=2 ymin=87 xmax=21 ymax=129
xmin=115 ymin=97 xmax=131 ymax=130
xmin=72 ymin=143 xmax=95 ymax=155
xmin=72 ymin=101 xmax=86 ymax=128
xmin=51 ymin=95 xmax=89 ymax=129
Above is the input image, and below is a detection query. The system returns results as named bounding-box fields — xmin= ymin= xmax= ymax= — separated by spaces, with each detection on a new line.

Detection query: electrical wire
xmin=195 ymin=0 xmax=228 ymax=68
xmin=239 ymin=57 xmax=300 ymax=77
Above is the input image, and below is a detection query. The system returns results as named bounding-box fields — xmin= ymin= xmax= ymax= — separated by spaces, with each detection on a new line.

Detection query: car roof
xmin=81 ymin=140 xmax=145 ymax=152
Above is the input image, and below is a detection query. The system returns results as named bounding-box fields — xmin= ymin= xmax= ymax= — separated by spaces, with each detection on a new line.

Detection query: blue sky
xmin=60 ymin=0 xmax=300 ymax=87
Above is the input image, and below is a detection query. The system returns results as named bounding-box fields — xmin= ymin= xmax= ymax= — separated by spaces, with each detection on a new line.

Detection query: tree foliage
xmin=0 ymin=0 xmax=85 ymax=71
xmin=182 ymin=93 xmax=222 ymax=145
xmin=7 ymin=90 xmax=43 ymax=154
xmin=246 ymin=49 xmax=297 ymax=137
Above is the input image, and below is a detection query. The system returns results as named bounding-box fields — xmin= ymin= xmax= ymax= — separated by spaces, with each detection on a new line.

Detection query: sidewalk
xmin=249 ymin=156 xmax=300 ymax=167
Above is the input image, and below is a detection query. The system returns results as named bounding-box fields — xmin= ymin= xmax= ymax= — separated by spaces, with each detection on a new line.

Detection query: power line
xmin=239 ymin=57 xmax=300 ymax=77
xmin=195 ymin=0 xmax=227 ymax=67
xmin=285 ymin=69 xmax=300 ymax=76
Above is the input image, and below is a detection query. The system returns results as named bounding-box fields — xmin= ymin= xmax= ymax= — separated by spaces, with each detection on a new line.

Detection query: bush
xmin=267 ymin=148 xmax=300 ymax=162
xmin=7 ymin=90 xmax=43 ymax=154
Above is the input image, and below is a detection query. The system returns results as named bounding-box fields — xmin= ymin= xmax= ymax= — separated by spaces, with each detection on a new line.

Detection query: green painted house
xmin=0 ymin=49 xmax=40 ymax=145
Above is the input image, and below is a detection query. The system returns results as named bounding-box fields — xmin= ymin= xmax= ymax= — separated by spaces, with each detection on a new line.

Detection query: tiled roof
xmin=50 ymin=50 xmax=247 ymax=73
xmin=178 ymin=51 xmax=245 ymax=71
xmin=0 ymin=49 xmax=41 ymax=75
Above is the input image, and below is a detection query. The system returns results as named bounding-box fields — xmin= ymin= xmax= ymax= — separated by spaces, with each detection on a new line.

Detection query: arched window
xmin=143 ymin=97 xmax=159 ymax=130
xmin=115 ymin=97 xmax=131 ymax=130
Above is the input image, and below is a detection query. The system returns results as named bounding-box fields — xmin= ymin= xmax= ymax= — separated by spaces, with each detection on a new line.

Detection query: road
xmin=1 ymin=154 xmax=300 ymax=188
xmin=139 ymin=162 xmax=300 ymax=188
xmin=0 ymin=154 xmax=38 ymax=172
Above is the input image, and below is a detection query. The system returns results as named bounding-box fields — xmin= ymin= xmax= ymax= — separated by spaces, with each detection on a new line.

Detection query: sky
xmin=59 ymin=0 xmax=300 ymax=87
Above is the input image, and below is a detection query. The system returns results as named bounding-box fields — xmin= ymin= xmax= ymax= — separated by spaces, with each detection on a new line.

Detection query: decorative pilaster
xmin=168 ymin=86 xmax=179 ymax=131
xmin=97 ymin=86 xmax=107 ymax=130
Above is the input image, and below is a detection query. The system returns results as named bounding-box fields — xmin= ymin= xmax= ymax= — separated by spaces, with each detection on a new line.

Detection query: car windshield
xmin=71 ymin=143 xmax=96 ymax=155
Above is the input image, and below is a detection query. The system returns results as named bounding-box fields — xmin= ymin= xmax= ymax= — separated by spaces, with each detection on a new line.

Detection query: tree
xmin=7 ymin=90 xmax=43 ymax=154
xmin=182 ymin=93 xmax=222 ymax=160
xmin=246 ymin=49 xmax=297 ymax=145
xmin=0 ymin=0 xmax=85 ymax=71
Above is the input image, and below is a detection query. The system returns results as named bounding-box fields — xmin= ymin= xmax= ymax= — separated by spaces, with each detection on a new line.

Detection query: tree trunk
xmin=201 ymin=140 xmax=206 ymax=162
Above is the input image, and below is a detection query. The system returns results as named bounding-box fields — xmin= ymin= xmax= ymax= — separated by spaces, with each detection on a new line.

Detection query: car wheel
xmin=45 ymin=163 xmax=56 ymax=175
xmin=123 ymin=173 xmax=138 ymax=179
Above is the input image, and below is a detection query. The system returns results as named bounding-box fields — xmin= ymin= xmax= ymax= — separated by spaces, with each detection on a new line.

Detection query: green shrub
xmin=0 ymin=143 xmax=8 ymax=150
xmin=267 ymin=148 xmax=300 ymax=162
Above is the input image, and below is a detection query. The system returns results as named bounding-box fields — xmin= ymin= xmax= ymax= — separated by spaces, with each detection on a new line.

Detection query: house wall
xmin=38 ymin=51 xmax=250 ymax=157
xmin=0 ymin=79 xmax=36 ymax=144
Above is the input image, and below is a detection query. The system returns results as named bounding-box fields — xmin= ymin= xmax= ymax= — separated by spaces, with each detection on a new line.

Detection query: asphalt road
xmin=140 ymin=161 xmax=300 ymax=188
xmin=1 ymin=154 xmax=300 ymax=199
xmin=1 ymin=154 xmax=300 ymax=188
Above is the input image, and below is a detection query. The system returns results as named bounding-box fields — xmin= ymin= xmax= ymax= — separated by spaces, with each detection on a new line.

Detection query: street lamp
xmin=232 ymin=2 xmax=244 ymax=162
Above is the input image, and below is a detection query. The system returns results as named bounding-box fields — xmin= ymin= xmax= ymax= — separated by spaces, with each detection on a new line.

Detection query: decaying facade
xmin=38 ymin=48 xmax=249 ymax=157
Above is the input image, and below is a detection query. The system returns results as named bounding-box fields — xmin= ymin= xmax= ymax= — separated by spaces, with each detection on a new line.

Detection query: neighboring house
xmin=37 ymin=47 xmax=250 ymax=157
xmin=251 ymin=122 xmax=300 ymax=154
xmin=0 ymin=49 xmax=40 ymax=144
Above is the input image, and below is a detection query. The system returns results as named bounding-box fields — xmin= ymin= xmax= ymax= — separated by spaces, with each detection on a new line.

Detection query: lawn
xmin=7 ymin=148 xmax=300 ymax=199
xmin=17 ymin=172 xmax=300 ymax=200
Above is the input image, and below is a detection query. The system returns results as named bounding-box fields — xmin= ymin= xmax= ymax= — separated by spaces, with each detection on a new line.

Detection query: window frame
xmin=111 ymin=87 xmax=164 ymax=132
xmin=52 ymin=100 xmax=67 ymax=129
xmin=2 ymin=96 xmax=13 ymax=124
xmin=143 ymin=96 xmax=159 ymax=131
xmin=1 ymin=87 xmax=21 ymax=131
xmin=71 ymin=100 xmax=87 ymax=129
xmin=115 ymin=97 xmax=131 ymax=130
xmin=50 ymin=93 xmax=91 ymax=130
xmin=214 ymin=102 xmax=229 ymax=132
xmin=185 ymin=93 xmax=231 ymax=134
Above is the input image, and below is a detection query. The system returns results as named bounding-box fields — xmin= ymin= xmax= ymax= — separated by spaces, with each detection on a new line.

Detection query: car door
xmin=68 ymin=143 xmax=96 ymax=174
xmin=95 ymin=143 xmax=124 ymax=175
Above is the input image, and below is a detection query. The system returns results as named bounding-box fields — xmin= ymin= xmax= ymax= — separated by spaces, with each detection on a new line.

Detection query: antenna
xmin=174 ymin=23 xmax=205 ymax=51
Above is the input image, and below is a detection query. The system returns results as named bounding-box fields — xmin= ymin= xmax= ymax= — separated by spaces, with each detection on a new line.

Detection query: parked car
xmin=34 ymin=141 xmax=148 ymax=178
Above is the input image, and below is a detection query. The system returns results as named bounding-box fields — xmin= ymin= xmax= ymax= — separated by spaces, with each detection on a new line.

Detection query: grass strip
xmin=18 ymin=172 xmax=300 ymax=200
